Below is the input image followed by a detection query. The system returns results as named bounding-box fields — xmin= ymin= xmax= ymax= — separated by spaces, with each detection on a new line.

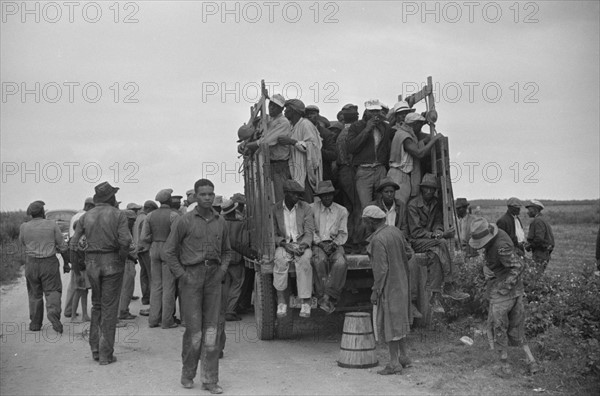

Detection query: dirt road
xmin=0 ymin=268 xmax=435 ymax=395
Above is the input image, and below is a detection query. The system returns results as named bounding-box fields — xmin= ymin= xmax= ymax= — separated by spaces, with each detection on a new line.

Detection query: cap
xmin=27 ymin=200 xmax=45 ymax=216
xmin=506 ymin=197 xmax=522 ymax=207
xmin=404 ymin=112 xmax=427 ymax=124
xmin=364 ymin=99 xmax=382 ymax=111
xmin=525 ymin=199 xmax=544 ymax=210
xmin=126 ymin=202 xmax=142 ymax=210
xmin=362 ymin=205 xmax=386 ymax=219
xmin=155 ymin=188 xmax=173 ymax=203
xmin=270 ymin=94 xmax=286 ymax=108
xmin=305 ymin=105 xmax=320 ymax=113
xmin=143 ymin=200 xmax=158 ymax=210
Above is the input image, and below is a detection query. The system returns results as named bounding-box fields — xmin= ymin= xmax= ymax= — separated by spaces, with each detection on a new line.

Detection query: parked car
xmin=45 ymin=209 xmax=77 ymax=242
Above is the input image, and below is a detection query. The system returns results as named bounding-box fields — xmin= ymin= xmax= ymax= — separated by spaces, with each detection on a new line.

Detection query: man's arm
xmin=407 ymin=203 xmax=433 ymax=239
xmin=403 ymin=134 xmax=441 ymax=159
xmin=370 ymin=239 xmax=389 ymax=296
xmin=163 ymin=217 xmax=186 ymax=279
xmin=140 ymin=213 xmax=152 ymax=244
xmin=346 ymin=121 xmax=371 ymax=154
xmin=497 ymin=246 xmax=523 ymax=294
xmin=220 ymin=218 xmax=232 ymax=274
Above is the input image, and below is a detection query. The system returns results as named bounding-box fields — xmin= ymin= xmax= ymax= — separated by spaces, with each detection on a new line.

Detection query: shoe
xmin=201 ymin=383 xmax=223 ymax=394
xmin=29 ymin=324 xmax=41 ymax=332
xmin=318 ymin=299 xmax=335 ymax=314
xmin=299 ymin=303 xmax=311 ymax=318
xmin=527 ymin=361 xmax=540 ymax=375
xmin=225 ymin=313 xmax=241 ymax=321
xmin=162 ymin=323 xmax=178 ymax=329
xmin=377 ymin=364 xmax=403 ymax=375
xmin=219 ymin=350 xmax=224 ymax=359
xmin=398 ymin=356 xmax=412 ymax=368
xmin=92 ymin=352 xmax=99 ymax=361
xmin=431 ymin=298 xmax=445 ymax=314
xmin=441 ymin=284 xmax=469 ymax=301
xmin=139 ymin=309 xmax=149 ymax=316
xmin=411 ymin=303 xmax=423 ymax=319
xmin=181 ymin=377 xmax=194 ymax=389
xmin=149 ymin=323 xmax=160 ymax=328
xmin=99 ymin=356 xmax=117 ymax=365
xmin=131 ymin=296 xmax=140 ymax=301
xmin=276 ymin=303 xmax=287 ymax=318
xmin=116 ymin=321 xmax=127 ymax=328
xmin=118 ymin=313 xmax=137 ymax=320
xmin=142 ymin=299 xmax=150 ymax=305
xmin=51 ymin=321 xmax=63 ymax=334
xmin=174 ymin=317 xmax=182 ymax=325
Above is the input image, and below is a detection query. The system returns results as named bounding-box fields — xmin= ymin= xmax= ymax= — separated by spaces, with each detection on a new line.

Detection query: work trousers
xmin=411 ymin=238 xmax=454 ymax=293
xmin=311 ymin=245 xmax=347 ymax=300
xmin=86 ymin=252 xmax=124 ymax=363
xmin=387 ymin=167 xmax=411 ymax=205
xmin=138 ymin=250 xmax=151 ymax=304
xmin=63 ymin=271 xmax=76 ymax=316
xmin=25 ymin=256 xmax=62 ymax=329
xmin=149 ymin=242 xmax=176 ymax=328
xmin=179 ymin=264 xmax=222 ymax=385
xmin=271 ymin=160 xmax=292 ymax=203
xmin=336 ymin=165 xmax=361 ymax=246
xmin=273 ymin=247 xmax=313 ymax=299
xmin=225 ymin=262 xmax=245 ymax=315
xmin=218 ymin=270 xmax=229 ymax=353
xmin=355 ymin=165 xmax=387 ymax=211
xmin=118 ymin=260 xmax=136 ymax=316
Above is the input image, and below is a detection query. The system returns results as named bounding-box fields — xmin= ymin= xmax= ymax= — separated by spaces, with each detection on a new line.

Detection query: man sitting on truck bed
xmin=407 ymin=173 xmax=469 ymax=314
xmin=273 ymin=180 xmax=316 ymax=319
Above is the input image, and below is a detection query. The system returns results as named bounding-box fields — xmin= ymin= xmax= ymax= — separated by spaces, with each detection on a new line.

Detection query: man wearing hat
xmin=525 ymin=200 xmax=555 ymax=273
xmin=185 ymin=189 xmax=197 ymax=213
xmin=163 ymin=178 xmax=232 ymax=393
xmin=469 ymin=217 xmax=539 ymax=375
xmin=363 ymin=205 xmax=412 ymax=375
xmin=239 ymin=93 xmax=293 ymax=202
xmin=388 ymin=111 xmax=443 ymax=204
xmin=231 ymin=193 xmax=246 ymax=219
xmin=306 ymin=104 xmax=338 ymax=183
xmin=64 ymin=197 xmax=95 ymax=318
xmin=347 ymin=99 xmax=392 ymax=211
xmin=278 ymin=98 xmax=323 ymax=203
xmin=456 ymin=198 xmax=478 ymax=258
xmin=70 ymin=181 xmax=132 ymax=364
xmin=212 ymin=195 xmax=224 ymax=214
xmin=496 ymin=198 xmax=527 ymax=257
xmin=310 ymin=181 xmax=348 ymax=314
xmin=407 ymin=173 xmax=468 ymax=313
xmin=134 ymin=200 xmax=158 ymax=312
xmin=272 ymin=179 xmax=316 ymax=318
xmin=368 ymin=177 xmax=408 ymax=237
xmin=20 ymin=200 xmax=68 ymax=333
xmin=126 ymin=202 xmax=142 ymax=214
xmin=141 ymin=188 xmax=181 ymax=329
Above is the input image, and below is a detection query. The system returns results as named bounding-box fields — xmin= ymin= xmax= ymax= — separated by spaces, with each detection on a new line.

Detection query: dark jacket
xmin=346 ymin=119 xmax=392 ymax=166
xmin=368 ymin=197 xmax=408 ymax=238
xmin=496 ymin=211 xmax=525 ymax=254
xmin=317 ymin=123 xmax=338 ymax=182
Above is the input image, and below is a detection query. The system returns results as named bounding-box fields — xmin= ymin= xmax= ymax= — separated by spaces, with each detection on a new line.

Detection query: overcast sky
xmin=1 ymin=0 xmax=599 ymax=211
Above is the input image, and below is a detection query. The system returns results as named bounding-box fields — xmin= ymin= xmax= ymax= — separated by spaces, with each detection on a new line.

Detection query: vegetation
xmin=0 ymin=211 xmax=28 ymax=284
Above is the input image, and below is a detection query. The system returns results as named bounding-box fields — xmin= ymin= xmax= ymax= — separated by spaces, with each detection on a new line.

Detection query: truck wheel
xmin=254 ymin=271 xmax=275 ymax=340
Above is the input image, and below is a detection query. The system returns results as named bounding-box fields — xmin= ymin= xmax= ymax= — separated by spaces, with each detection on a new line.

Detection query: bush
xmin=0 ymin=211 xmax=28 ymax=285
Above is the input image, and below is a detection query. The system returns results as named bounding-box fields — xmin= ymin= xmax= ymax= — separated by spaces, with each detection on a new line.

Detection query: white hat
xmin=364 ymin=99 xmax=382 ymax=111
xmin=270 ymin=94 xmax=285 ymax=108
xmin=392 ymin=101 xmax=416 ymax=114
xmin=404 ymin=112 xmax=427 ymax=124
xmin=525 ymin=199 xmax=545 ymax=210
xmin=362 ymin=205 xmax=386 ymax=219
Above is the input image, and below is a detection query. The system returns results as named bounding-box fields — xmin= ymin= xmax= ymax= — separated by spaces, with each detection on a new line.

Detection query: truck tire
xmin=254 ymin=271 xmax=275 ymax=340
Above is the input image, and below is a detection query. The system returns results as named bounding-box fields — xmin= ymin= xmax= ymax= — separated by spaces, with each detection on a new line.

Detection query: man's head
xmin=507 ymin=197 xmax=522 ymax=216
xmin=315 ymin=180 xmax=336 ymax=208
xmin=419 ymin=173 xmax=438 ymax=202
xmin=123 ymin=209 xmax=137 ymax=230
xmin=143 ymin=200 xmax=158 ymax=213
xmin=376 ymin=177 xmax=400 ymax=205
xmin=362 ymin=205 xmax=386 ymax=232
xmin=391 ymin=101 xmax=416 ymax=124
xmin=185 ymin=189 xmax=195 ymax=206
xmin=469 ymin=217 xmax=499 ymax=250
xmin=83 ymin=197 xmax=95 ymax=211
xmin=455 ymin=198 xmax=469 ymax=218
xmin=341 ymin=103 xmax=359 ymax=124
xmin=284 ymin=99 xmax=305 ymax=123
xmin=364 ymin=99 xmax=384 ymax=123
xmin=155 ymin=189 xmax=173 ymax=205
xmin=305 ymin=105 xmax=320 ymax=125
xmin=93 ymin=181 xmax=119 ymax=205
xmin=526 ymin=199 xmax=544 ymax=218
xmin=193 ymin=179 xmax=215 ymax=210
xmin=27 ymin=200 xmax=45 ymax=218
xmin=170 ymin=195 xmax=183 ymax=210
xmin=269 ymin=94 xmax=285 ymax=117
xmin=126 ymin=202 xmax=142 ymax=214
xmin=283 ymin=179 xmax=304 ymax=207
xmin=404 ymin=112 xmax=427 ymax=132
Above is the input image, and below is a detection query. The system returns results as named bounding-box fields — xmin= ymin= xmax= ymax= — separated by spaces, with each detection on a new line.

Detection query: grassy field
xmin=0 ymin=211 xmax=28 ymax=284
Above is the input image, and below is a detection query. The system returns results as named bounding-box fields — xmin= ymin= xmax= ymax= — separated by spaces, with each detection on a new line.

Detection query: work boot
xmin=51 ymin=320 xmax=63 ymax=334
xmin=430 ymin=295 xmax=445 ymax=314
xmin=201 ymin=383 xmax=223 ymax=394
xmin=411 ymin=303 xmax=423 ymax=319
xmin=441 ymin=283 xmax=469 ymax=301
xmin=180 ymin=377 xmax=193 ymax=389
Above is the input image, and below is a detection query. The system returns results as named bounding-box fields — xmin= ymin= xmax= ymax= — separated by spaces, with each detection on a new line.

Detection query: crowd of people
xmin=17 ymin=94 xmax=560 ymax=391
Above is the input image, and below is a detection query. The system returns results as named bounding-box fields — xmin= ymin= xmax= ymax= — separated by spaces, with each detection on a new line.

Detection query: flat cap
xmin=507 ymin=197 xmax=522 ymax=207
xmin=284 ymin=99 xmax=306 ymax=114
xmin=126 ymin=202 xmax=142 ymax=210
xmin=404 ymin=112 xmax=427 ymax=124
xmin=155 ymin=188 xmax=173 ymax=203
xmin=122 ymin=209 xmax=137 ymax=220
xmin=305 ymin=105 xmax=320 ymax=113
xmin=362 ymin=205 xmax=386 ymax=219
xmin=525 ymin=199 xmax=544 ymax=210
xmin=27 ymin=200 xmax=45 ymax=216
xmin=143 ymin=200 xmax=158 ymax=210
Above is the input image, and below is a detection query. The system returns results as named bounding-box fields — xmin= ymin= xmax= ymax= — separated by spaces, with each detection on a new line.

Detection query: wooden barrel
xmin=337 ymin=312 xmax=378 ymax=368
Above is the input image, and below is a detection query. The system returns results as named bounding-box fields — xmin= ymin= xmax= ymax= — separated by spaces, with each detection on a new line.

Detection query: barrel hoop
xmin=337 ymin=361 xmax=379 ymax=369
xmin=340 ymin=347 xmax=376 ymax=352
xmin=342 ymin=331 xmax=374 ymax=336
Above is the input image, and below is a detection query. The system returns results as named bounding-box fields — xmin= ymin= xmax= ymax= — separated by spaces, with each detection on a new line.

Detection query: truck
xmin=239 ymin=77 xmax=460 ymax=340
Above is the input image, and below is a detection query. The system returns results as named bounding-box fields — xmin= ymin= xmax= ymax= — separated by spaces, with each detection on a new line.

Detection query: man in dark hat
xmin=310 ymin=181 xmax=348 ymax=314
xmin=70 ymin=181 xmax=132 ymax=365
xmin=278 ymin=99 xmax=323 ymax=203
xmin=347 ymin=99 xmax=392 ymax=211
xmin=140 ymin=188 xmax=180 ymax=329
xmin=469 ymin=217 xmax=539 ymax=376
xmin=306 ymin=105 xmax=338 ymax=183
xmin=525 ymin=200 xmax=555 ymax=273
xmin=368 ymin=177 xmax=408 ymax=238
xmin=134 ymin=199 xmax=158 ymax=314
xmin=19 ymin=200 xmax=68 ymax=333
xmin=388 ymin=112 xmax=443 ymax=204
xmin=163 ymin=178 xmax=232 ymax=393
xmin=273 ymin=179 xmax=315 ymax=318
xmin=456 ymin=198 xmax=478 ymax=258
xmin=407 ymin=174 xmax=468 ymax=314
xmin=239 ymin=93 xmax=292 ymax=202
xmin=496 ymin=197 xmax=526 ymax=257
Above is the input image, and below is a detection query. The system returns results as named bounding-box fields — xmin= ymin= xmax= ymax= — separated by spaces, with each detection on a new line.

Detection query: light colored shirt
xmin=310 ymin=201 xmax=348 ymax=246
xmin=383 ymin=203 xmax=397 ymax=227
xmin=289 ymin=117 xmax=322 ymax=189
xmin=259 ymin=113 xmax=292 ymax=161
xmin=69 ymin=211 xmax=85 ymax=238
xmin=389 ymin=123 xmax=416 ymax=173
xmin=514 ymin=215 xmax=526 ymax=243
xmin=283 ymin=204 xmax=299 ymax=243
xmin=186 ymin=202 xmax=197 ymax=212
xmin=19 ymin=218 xmax=67 ymax=258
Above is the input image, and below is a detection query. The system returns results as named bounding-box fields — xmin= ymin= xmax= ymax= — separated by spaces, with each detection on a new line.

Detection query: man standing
xmin=363 ymin=205 xmax=412 ymax=375
xmin=388 ymin=112 xmax=442 ymax=204
xmin=347 ymin=99 xmax=392 ymax=210
xmin=118 ymin=210 xmax=139 ymax=321
xmin=64 ymin=197 xmax=94 ymax=318
xmin=310 ymin=180 xmax=348 ymax=314
xmin=456 ymin=198 xmax=478 ymax=258
xmin=469 ymin=217 xmax=539 ymax=375
xmin=163 ymin=178 xmax=231 ymax=394
xmin=305 ymin=105 xmax=338 ymax=183
xmin=141 ymin=188 xmax=180 ymax=329
xmin=496 ymin=198 xmax=527 ymax=257
xmin=278 ymin=99 xmax=323 ymax=203
xmin=407 ymin=174 xmax=468 ymax=314
xmin=273 ymin=180 xmax=315 ymax=318
xmin=20 ymin=200 xmax=68 ymax=333
xmin=525 ymin=200 xmax=555 ymax=273
xmin=134 ymin=200 xmax=158 ymax=315
xmin=70 ymin=182 xmax=132 ymax=365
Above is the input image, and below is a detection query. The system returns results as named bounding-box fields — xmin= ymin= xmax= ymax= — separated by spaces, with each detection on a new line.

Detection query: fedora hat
xmin=94 ymin=181 xmax=119 ymax=203
xmin=270 ymin=94 xmax=285 ymax=108
xmin=283 ymin=179 xmax=304 ymax=193
xmin=221 ymin=199 xmax=238 ymax=215
xmin=469 ymin=217 xmax=498 ymax=250
xmin=455 ymin=198 xmax=469 ymax=208
xmin=315 ymin=180 xmax=336 ymax=196
xmin=376 ymin=177 xmax=400 ymax=192
xmin=420 ymin=173 xmax=438 ymax=189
